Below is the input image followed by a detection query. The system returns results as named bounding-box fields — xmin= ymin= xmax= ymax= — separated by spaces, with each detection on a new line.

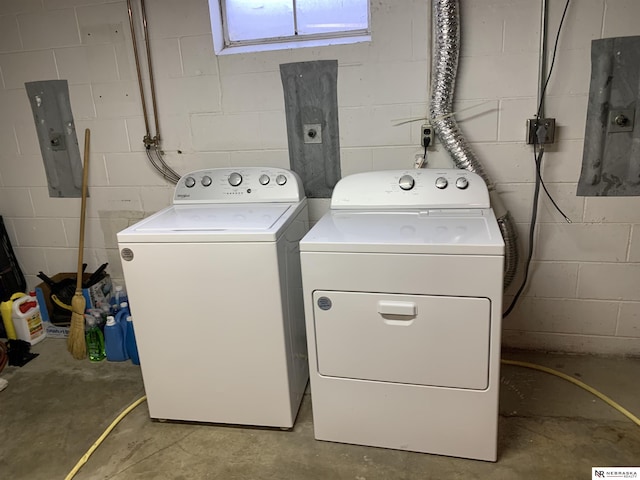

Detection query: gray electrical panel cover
xmin=280 ymin=60 xmax=341 ymax=199
xmin=578 ymin=36 xmax=640 ymax=196
xmin=25 ymin=80 xmax=83 ymax=198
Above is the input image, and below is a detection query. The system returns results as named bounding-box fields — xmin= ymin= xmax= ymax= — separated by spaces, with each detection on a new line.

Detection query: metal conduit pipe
xmin=429 ymin=0 xmax=519 ymax=288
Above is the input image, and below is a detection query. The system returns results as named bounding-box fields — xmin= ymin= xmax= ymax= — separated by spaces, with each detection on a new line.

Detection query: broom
xmin=67 ymin=129 xmax=91 ymax=359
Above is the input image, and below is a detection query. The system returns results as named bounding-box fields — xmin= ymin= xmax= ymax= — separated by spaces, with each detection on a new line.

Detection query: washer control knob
xmin=201 ymin=175 xmax=212 ymax=187
xmin=435 ymin=176 xmax=448 ymax=189
xmin=259 ymin=174 xmax=270 ymax=185
xmin=455 ymin=177 xmax=469 ymax=190
xmin=185 ymin=176 xmax=196 ymax=188
xmin=276 ymin=174 xmax=287 ymax=186
xmin=228 ymin=172 xmax=242 ymax=187
xmin=398 ymin=174 xmax=415 ymax=191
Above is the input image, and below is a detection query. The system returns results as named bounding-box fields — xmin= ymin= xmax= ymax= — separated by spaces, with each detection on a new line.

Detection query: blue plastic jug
xmin=125 ymin=315 xmax=140 ymax=365
xmin=104 ymin=316 xmax=127 ymax=362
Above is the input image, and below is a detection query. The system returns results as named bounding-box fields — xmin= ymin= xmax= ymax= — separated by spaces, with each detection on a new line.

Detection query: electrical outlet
xmin=421 ymin=124 xmax=434 ymax=148
xmin=526 ymin=118 xmax=556 ymax=144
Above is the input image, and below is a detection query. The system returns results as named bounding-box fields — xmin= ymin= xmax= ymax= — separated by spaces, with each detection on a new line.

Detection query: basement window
xmin=208 ymin=0 xmax=371 ymax=55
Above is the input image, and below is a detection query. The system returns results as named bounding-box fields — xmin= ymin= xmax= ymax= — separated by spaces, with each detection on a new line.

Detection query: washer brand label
xmin=317 ymin=296 xmax=332 ymax=310
xmin=121 ymin=248 xmax=134 ymax=262
xmin=176 ymin=194 xmax=190 ymax=198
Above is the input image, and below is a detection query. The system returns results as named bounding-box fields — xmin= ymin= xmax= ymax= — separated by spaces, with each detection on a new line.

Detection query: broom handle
xmin=76 ymin=129 xmax=90 ymax=292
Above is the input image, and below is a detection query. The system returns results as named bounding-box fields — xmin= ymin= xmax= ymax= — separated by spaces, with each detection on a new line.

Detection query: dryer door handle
xmin=377 ymin=301 xmax=417 ymax=317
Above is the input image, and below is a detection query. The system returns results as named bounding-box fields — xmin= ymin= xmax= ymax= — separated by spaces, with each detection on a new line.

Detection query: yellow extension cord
xmin=501 ymin=359 xmax=640 ymax=426
xmin=65 ymin=360 xmax=640 ymax=479
xmin=64 ymin=395 xmax=147 ymax=480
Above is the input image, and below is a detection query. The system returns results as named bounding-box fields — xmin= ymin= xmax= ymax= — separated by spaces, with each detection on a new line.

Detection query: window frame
xmin=208 ymin=0 xmax=371 ymax=55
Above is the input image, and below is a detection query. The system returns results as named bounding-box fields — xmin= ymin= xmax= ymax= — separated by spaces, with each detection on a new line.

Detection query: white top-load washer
xmin=117 ymin=167 xmax=309 ymax=428
xmin=300 ymin=169 xmax=505 ymax=461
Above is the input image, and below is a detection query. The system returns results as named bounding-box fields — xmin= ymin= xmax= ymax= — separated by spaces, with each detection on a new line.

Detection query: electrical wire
xmin=64 ymin=395 xmax=147 ymax=480
xmin=536 ymin=0 xmax=571 ymax=121
xmin=502 ymin=359 xmax=640 ymax=427
xmin=503 ymin=0 xmax=570 ymax=318
xmin=503 ymin=145 xmax=543 ymax=318
xmin=533 ymin=0 xmax=572 ymax=222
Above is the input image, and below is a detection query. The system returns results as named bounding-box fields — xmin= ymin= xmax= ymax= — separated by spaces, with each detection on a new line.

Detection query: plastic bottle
xmin=85 ymin=315 xmax=106 ymax=362
xmin=12 ymin=292 xmax=46 ymax=345
xmin=125 ymin=315 xmax=140 ymax=365
xmin=115 ymin=302 xmax=130 ymax=332
xmin=104 ymin=316 xmax=127 ymax=362
xmin=91 ymin=310 xmax=104 ymax=330
xmin=111 ymin=285 xmax=128 ymax=314
xmin=114 ymin=285 xmax=128 ymax=305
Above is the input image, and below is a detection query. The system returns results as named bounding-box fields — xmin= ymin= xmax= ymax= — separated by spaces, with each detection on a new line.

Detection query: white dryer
xmin=300 ymin=169 xmax=504 ymax=461
xmin=117 ymin=167 xmax=309 ymax=428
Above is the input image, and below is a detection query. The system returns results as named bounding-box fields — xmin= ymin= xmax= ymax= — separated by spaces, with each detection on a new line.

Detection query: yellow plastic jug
xmin=1 ymin=292 xmax=26 ymax=340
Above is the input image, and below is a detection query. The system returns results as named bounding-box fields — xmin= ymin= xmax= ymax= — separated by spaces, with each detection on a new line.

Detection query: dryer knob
xmin=259 ymin=174 xmax=270 ymax=185
xmin=435 ymin=176 xmax=448 ymax=189
xmin=399 ymin=174 xmax=415 ymax=191
xmin=201 ymin=175 xmax=212 ymax=187
xmin=185 ymin=176 xmax=196 ymax=188
xmin=276 ymin=174 xmax=287 ymax=186
xmin=228 ymin=172 xmax=243 ymax=187
xmin=455 ymin=177 xmax=469 ymax=190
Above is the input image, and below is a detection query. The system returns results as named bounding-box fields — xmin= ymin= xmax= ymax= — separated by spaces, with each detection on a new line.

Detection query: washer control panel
xmin=174 ymin=167 xmax=305 ymax=204
xmin=331 ymin=169 xmax=490 ymax=209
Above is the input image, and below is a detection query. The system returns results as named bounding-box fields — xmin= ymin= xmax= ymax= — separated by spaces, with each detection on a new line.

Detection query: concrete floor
xmin=0 ymin=340 xmax=639 ymax=480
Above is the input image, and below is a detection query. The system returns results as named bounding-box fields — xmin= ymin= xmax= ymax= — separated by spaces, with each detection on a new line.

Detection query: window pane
xmin=296 ymin=0 xmax=369 ymax=36
xmin=225 ymin=0 xmax=295 ymax=42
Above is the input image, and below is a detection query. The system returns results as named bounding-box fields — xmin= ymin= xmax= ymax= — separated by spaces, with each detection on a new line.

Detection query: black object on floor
xmin=7 ymin=340 xmax=38 ymax=367
xmin=0 ymin=216 xmax=27 ymax=304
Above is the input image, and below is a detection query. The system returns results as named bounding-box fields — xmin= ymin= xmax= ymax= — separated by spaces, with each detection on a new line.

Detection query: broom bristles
xmin=67 ymin=291 xmax=87 ymax=360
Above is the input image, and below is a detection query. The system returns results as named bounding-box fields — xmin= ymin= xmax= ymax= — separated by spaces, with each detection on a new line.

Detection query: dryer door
xmin=313 ymin=291 xmax=491 ymax=390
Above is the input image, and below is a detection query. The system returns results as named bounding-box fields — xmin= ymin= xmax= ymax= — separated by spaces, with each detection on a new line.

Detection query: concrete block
xmin=0 ymin=51 xmax=57 ymax=90
xmin=0 ymin=15 xmax=21 ymax=53
xmin=13 ymin=218 xmax=67 ymax=247
xmin=104 ymin=153 xmax=168 ymax=186
xmin=180 ymin=35 xmax=218 ymax=77
xmin=617 ymin=302 xmax=640 ymax=337
xmin=578 ymin=263 xmax=640 ymax=301
xmin=55 ymin=45 xmax=119 ymax=84
xmin=506 ymin=297 xmax=617 ymax=335
xmin=0 ymin=188 xmax=34 ymax=217
xmin=536 ymin=223 xmax=629 ymax=262
xmin=18 ymin=8 xmax=80 ymax=49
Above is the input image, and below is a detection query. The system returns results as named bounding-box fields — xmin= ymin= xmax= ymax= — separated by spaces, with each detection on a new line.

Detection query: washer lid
xmin=300 ymin=209 xmax=504 ymax=255
xmin=117 ymin=203 xmax=298 ymax=243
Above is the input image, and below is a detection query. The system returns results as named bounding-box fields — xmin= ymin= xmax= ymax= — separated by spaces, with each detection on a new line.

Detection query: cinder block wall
xmin=0 ymin=0 xmax=639 ymax=354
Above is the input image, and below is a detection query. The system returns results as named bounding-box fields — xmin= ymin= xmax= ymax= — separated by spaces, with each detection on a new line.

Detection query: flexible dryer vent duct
xmin=429 ymin=0 xmax=518 ymax=288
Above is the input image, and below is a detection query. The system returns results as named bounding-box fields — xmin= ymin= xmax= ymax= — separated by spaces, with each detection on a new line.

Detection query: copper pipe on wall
xmin=126 ymin=0 xmax=181 ymax=183
xmin=140 ymin=0 xmax=161 ymax=142
xmin=127 ymin=0 xmax=151 ymax=141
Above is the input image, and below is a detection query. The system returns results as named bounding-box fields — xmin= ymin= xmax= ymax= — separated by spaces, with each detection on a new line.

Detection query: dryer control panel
xmin=331 ymin=169 xmax=490 ymax=210
xmin=173 ymin=168 xmax=305 ymax=204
